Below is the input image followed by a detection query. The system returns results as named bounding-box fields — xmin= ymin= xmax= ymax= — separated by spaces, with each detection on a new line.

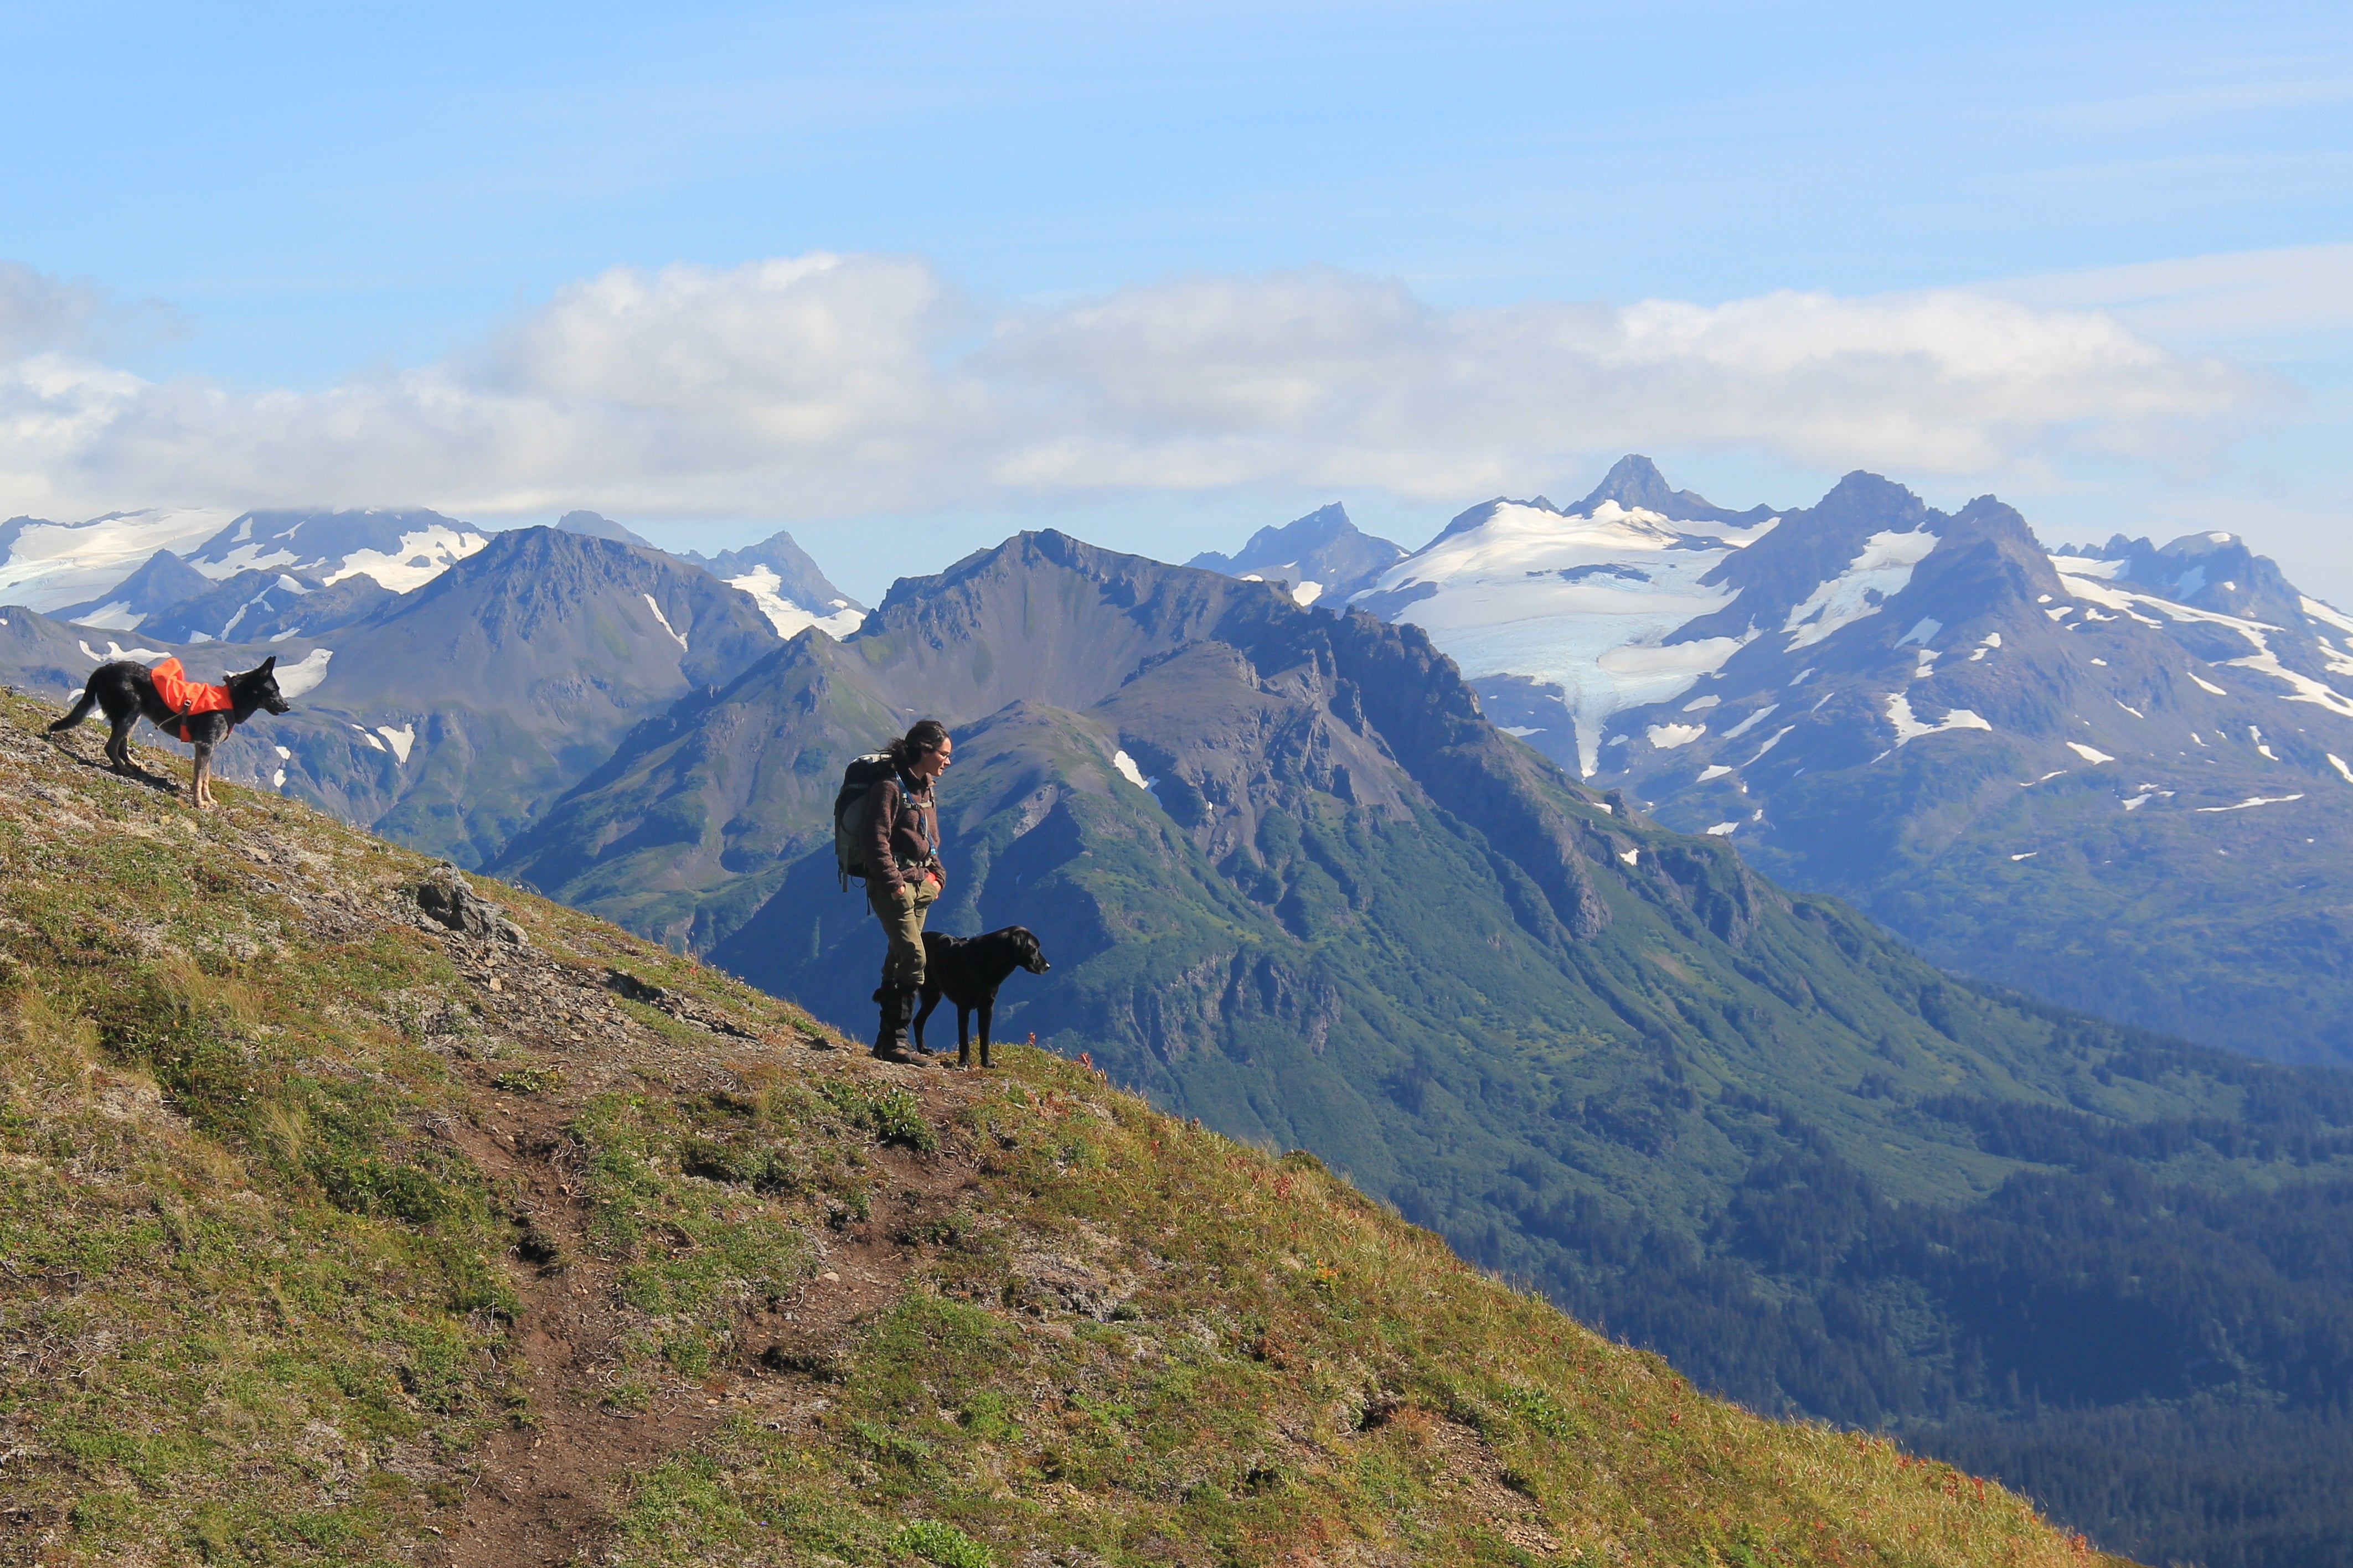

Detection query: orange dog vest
xmin=148 ymin=657 xmax=234 ymax=742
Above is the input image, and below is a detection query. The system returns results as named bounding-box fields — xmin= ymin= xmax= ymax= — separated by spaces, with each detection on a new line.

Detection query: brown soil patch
xmin=1348 ymin=1406 xmax=1557 ymax=1557
xmin=414 ymin=924 xmax=995 ymax=1567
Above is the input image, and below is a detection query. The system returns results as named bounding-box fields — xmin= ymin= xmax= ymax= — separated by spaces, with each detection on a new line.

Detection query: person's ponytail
xmin=885 ymin=718 xmax=950 ymax=770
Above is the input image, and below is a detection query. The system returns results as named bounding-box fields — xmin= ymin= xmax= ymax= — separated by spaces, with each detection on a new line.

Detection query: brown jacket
xmin=863 ymin=771 xmax=939 ymax=897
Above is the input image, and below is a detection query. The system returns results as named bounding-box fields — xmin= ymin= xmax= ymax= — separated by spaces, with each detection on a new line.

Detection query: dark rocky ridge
xmin=1571 ymin=453 xmax=1779 ymax=527
xmin=52 ymin=547 xmax=214 ymax=627
xmin=145 ymin=566 xmax=397 ymax=643
xmin=1185 ymin=501 xmax=1405 ymax=602
xmin=495 ymin=531 xmax=1630 ymax=954
xmin=1578 ymin=474 xmax=2353 ymax=1062
xmin=679 ymin=526 xmax=864 ymax=616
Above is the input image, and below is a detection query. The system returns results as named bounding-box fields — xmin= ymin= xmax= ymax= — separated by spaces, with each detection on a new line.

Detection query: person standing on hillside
xmin=865 ymin=719 xmax=952 ymax=1062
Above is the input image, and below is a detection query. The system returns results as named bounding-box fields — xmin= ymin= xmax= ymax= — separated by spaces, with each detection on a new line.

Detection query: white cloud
xmin=0 ymin=253 xmax=2279 ymax=524
xmin=1994 ymin=241 xmax=2353 ymax=349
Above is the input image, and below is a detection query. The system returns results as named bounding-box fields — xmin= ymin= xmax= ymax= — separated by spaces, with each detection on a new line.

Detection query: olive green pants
xmin=868 ymin=876 xmax=939 ymax=989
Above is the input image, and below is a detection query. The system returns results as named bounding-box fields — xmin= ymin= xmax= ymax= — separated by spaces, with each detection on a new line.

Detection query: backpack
xmin=833 ymin=753 xmax=899 ymax=888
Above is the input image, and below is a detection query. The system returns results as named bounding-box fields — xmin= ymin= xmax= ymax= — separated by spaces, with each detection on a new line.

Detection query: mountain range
xmin=1304 ymin=457 xmax=2353 ymax=1066
xmin=477 ymin=528 xmax=2353 ymax=1565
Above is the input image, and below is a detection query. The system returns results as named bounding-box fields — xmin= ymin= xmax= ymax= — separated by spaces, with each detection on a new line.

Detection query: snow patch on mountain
xmin=641 ymin=594 xmax=689 ymax=651
xmin=315 ymin=525 xmax=487 ymax=592
xmin=1364 ymin=499 xmax=1768 ymax=773
xmin=1885 ymin=694 xmax=1993 ymax=747
xmin=2301 ymin=596 xmax=2353 ymax=637
xmin=724 ymin=564 xmax=866 ymax=639
xmin=2063 ymin=575 xmax=2353 ymax=717
xmin=76 ymin=637 xmax=171 ymax=664
xmin=1784 ymin=529 xmax=1939 ymax=650
xmin=2195 ymin=794 xmax=2304 ymax=813
xmin=0 ymin=508 xmax=240 ymax=611
xmin=275 ymin=649 xmax=334 ymax=700
xmin=1240 ymin=572 xmax=1325 ymax=606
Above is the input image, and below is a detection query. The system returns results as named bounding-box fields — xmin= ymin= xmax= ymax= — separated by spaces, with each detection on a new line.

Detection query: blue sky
xmin=2 ymin=0 xmax=2349 ymax=602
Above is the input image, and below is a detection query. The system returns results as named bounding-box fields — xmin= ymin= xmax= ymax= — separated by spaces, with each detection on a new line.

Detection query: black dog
xmin=50 ymin=656 xmax=292 ymax=808
xmin=912 ymin=926 xmax=1051 ymax=1069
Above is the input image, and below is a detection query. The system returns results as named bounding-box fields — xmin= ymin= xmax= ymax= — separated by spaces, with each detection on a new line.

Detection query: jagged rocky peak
xmin=143 ymin=566 xmax=396 ymax=645
xmin=0 ymin=505 xmax=490 ymax=615
xmin=678 ymin=527 xmax=864 ymax=640
xmin=2051 ymin=528 xmax=2310 ymax=624
xmin=557 ymin=510 xmax=658 ymax=548
xmin=1412 ymin=459 xmax=1777 ymax=559
xmin=1403 ymin=467 xmax=2353 ymax=1065
xmin=54 ymin=548 xmax=215 ymax=629
xmin=1185 ymin=502 xmax=1406 ymax=606
xmin=188 ymin=508 xmax=491 ymax=593
xmin=1571 ymin=454 xmax=1779 ymax=526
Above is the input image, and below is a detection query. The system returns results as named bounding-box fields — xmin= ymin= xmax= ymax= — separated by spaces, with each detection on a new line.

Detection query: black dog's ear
xmin=260 ymin=655 xmax=277 ymax=672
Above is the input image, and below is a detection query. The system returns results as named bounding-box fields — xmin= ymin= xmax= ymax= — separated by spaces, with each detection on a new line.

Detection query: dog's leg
xmin=913 ymin=989 xmax=940 ymax=1055
xmin=106 ymin=713 xmax=136 ymax=773
xmin=978 ymin=998 xmax=994 ymax=1069
xmin=191 ymin=741 xmax=213 ymax=808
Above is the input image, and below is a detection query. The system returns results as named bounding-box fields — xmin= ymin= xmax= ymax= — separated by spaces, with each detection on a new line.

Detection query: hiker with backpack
xmin=836 ymin=720 xmax=953 ymax=1062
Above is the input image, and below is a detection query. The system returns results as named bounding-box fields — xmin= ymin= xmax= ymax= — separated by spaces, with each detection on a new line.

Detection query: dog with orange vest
xmin=50 ymin=655 xmax=293 ymax=808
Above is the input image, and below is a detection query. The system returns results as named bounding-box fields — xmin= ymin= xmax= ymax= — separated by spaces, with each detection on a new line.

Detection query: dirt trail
xmin=418 ymin=926 xmax=993 ymax=1567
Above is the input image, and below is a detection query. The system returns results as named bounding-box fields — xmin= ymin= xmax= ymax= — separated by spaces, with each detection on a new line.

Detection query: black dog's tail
xmin=48 ymin=687 xmax=97 ymax=733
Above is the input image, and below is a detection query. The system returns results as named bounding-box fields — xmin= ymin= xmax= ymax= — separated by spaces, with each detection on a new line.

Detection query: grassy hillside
xmin=0 ymin=695 xmax=2106 ymax=1566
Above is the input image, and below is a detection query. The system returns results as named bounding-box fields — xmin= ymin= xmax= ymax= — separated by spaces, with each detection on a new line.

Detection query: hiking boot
xmin=870 ymin=986 xmax=909 ymax=1059
xmin=869 ymin=985 xmax=923 ymax=1063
